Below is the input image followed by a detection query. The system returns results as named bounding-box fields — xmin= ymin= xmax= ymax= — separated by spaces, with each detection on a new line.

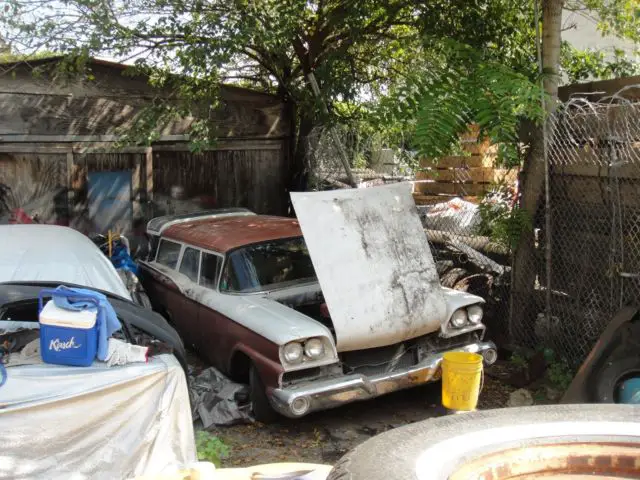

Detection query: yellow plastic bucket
xmin=441 ymin=352 xmax=484 ymax=411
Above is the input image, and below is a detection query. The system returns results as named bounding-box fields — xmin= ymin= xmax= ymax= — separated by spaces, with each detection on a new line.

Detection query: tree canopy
xmin=1 ymin=0 xmax=638 ymax=179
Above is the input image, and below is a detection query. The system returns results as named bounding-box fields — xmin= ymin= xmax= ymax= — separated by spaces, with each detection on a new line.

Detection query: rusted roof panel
xmin=162 ymin=215 xmax=302 ymax=253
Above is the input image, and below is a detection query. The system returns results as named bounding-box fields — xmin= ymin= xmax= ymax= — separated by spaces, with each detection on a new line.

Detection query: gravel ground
xmin=189 ymin=351 xmax=518 ymax=467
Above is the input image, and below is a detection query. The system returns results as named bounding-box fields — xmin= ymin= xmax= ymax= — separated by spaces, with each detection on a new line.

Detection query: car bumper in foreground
xmin=270 ymin=340 xmax=497 ymax=418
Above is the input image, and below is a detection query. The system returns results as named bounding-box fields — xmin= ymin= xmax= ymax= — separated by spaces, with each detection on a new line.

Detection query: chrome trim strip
xmin=270 ymin=341 xmax=497 ymax=418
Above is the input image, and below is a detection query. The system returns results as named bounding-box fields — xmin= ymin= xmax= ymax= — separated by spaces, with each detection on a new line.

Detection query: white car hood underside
xmin=291 ymin=183 xmax=447 ymax=352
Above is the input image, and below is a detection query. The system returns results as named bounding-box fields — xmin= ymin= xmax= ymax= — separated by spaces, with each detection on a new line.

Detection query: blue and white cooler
xmin=38 ymin=288 xmax=99 ymax=367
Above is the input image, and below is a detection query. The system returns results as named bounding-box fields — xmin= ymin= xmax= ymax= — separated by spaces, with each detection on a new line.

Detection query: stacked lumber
xmin=413 ymin=125 xmax=518 ymax=197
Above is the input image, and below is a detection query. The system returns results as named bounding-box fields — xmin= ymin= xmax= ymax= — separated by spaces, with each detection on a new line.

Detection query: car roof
xmin=0 ymin=225 xmax=132 ymax=299
xmin=146 ymin=208 xmax=255 ymax=235
xmin=162 ymin=215 xmax=303 ymax=253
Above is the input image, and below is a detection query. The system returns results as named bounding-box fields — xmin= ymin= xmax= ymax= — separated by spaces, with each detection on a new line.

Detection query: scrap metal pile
xmin=418 ymin=198 xmax=511 ymax=346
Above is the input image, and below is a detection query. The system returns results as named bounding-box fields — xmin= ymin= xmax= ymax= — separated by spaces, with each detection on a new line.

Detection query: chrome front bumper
xmin=270 ymin=340 xmax=497 ymax=418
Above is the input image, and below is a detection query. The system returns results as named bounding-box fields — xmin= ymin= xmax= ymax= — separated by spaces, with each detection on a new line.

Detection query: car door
xmin=142 ymin=238 xmax=183 ymax=322
xmin=176 ymin=246 xmax=202 ymax=349
xmin=194 ymin=251 xmax=228 ymax=366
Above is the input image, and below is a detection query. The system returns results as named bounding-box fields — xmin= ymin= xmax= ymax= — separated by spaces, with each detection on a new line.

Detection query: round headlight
xmin=304 ymin=338 xmax=325 ymax=359
xmin=468 ymin=305 xmax=483 ymax=324
xmin=451 ymin=309 xmax=468 ymax=328
xmin=283 ymin=342 xmax=303 ymax=364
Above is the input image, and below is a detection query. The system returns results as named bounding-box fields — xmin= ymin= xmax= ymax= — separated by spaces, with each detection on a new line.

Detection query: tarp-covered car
xmin=139 ymin=183 xmax=497 ymax=421
xmin=0 ymin=225 xmax=195 ymax=479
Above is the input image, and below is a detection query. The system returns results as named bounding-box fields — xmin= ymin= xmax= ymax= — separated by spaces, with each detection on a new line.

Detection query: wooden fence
xmin=0 ymin=139 xmax=289 ymax=232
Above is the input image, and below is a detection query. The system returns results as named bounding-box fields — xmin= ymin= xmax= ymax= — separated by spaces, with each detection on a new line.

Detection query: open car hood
xmin=291 ymin=183 xmax=447 ymax=352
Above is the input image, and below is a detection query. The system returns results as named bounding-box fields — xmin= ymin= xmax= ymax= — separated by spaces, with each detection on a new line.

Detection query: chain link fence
xmin=305 ymin=125 xmax=515 ymax=346
xmin=304 ymin=125 xmax=414 ymax=190
xmin=511 ymin=86 xmax=640 ymax=366
xmin=306 ymin=90 xmax=640 ymax=367
xmin=417 ymin=189 xmax=515 ymax=348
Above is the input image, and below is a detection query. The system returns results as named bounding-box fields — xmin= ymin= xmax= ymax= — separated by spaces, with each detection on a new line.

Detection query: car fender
xmin=562 ymin=305 xmax=640 ymax=404
xmin=229 ymin=342 xmax=284 ymax=388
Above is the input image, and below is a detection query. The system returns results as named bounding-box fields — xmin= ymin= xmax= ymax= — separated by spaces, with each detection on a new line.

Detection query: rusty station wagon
xmin=139 ymin=184 xmax=497 ymax=422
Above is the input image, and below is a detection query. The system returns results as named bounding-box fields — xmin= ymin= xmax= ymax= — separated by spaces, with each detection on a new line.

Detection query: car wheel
xmin=250 ymin=365 xmax=279 ymax=424
xmin=327 ymin=404 xmax=640 ymax=480
xmin=595 ymin=356 xmax=640 ymax=403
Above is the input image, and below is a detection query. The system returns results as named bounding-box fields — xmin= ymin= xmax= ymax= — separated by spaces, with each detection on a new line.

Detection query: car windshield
xmin=220 ymin=237 xmax=317 ymax=293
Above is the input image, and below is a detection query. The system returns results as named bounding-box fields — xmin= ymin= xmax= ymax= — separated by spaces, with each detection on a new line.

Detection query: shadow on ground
xmin=188 ymin=349 xmax=516 ymax=467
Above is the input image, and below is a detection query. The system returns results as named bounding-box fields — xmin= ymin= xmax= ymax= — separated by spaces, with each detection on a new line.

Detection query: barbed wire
xmin=512 ymin=84 xmax=640 ymax=365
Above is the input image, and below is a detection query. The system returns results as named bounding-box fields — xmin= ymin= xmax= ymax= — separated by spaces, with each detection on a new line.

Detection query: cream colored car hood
xmin=291 ymin=183 xmax=448 ymax=352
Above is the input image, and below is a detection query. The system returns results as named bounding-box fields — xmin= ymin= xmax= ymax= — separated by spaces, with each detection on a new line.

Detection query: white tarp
xmin=0 ymin=355 xmax=196 ymax=480
xmin=0 ymin=225 xmax=132 ymax=300
xmin=291 ymin=182 xmax=447 ymax=352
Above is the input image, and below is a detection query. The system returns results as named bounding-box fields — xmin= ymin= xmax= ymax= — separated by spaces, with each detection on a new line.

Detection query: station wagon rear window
xmin=179 ymin=247 xmax=201 ymax=282
xmin=220 ymin=237 xmax=317 ymax=293
xmin=156 ymin=239 xmax=182 ymax=269
xmin=200 ymin=253 xmax=222 ymax=289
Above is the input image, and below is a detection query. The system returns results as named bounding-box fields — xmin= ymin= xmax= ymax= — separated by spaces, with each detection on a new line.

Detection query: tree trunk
xmin=509 ymin=0 xmax=564 ymax=341
xmin=542 ymin=0 xmax=563 ymax=112
xmin=282 ymin=95 xmax=297 ymax=215
xmin=285 ymin=113 xmax=315 ymax=214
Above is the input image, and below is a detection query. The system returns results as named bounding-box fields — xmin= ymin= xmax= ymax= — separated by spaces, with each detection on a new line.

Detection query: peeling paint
xmin=291 ymin=183 xmax=449 ymax=352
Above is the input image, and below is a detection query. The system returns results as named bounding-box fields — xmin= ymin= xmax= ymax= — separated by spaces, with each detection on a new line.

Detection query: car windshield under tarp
xmin=220 ymin=237 xmax=317 ymax=293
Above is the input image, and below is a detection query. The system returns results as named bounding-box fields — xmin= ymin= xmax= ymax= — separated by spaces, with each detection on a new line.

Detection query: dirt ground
xmin=190 ymin=350 xmax=518 ymax=467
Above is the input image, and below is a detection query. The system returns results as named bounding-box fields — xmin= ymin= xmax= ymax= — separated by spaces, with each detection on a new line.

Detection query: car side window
xmin=156 ymin=239 xmax=182 ymax=269
xmin=149 ymin=235 xmax=160 ymax=260
xmin=200 ymin=252 xmax=222 ymax=289
xmin=179 ymin=247 xmax=201 ymax=282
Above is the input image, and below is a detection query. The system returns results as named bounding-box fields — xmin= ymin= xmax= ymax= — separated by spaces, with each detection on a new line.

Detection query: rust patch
xmin=594 ymin=455 xmax=613 ymax=467
xmin=618 ymin=456 xmax=637 ymax=469
xmin=450 ymin=442 xmax=640 ymax=480
xmin=566 ymin=455 xmax=590 ymax=468
xmin=163 ymin=215 xmax=302 ymax=253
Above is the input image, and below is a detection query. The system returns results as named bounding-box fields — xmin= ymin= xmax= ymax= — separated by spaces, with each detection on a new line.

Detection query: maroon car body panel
xmin=195 ymin=302 xmax=283 ymax=385
xmin=139 ymin=260 xmax=284 ymax=388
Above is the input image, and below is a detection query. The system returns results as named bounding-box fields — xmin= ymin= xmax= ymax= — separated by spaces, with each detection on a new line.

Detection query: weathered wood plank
xmin=414 ymin=180 xmax=489 ymax=196
xmin=559 ymin=75 xmax=640 ymax=102
xmin=425 ymin=229 xmax=510 ymax=255
xmin=152 ymin=139 xmax=285 ymax=152
xmin=461 ymin=138 xmax=491 ymax=155
xmin=0 ymin=59 xmax=291 ymax=139
xmin=145 ymin=147 xmax=154 ymax=201
xmin=552 ymin=174 xmax=640 ymax=208
xmin=417 ymin=166 xmax=517 ymax=183
xmin=556 ymin=163 xmax=640 ymax=179
xmin=412 ymin=193 xmax=461 ymax=204
xmin=0 ymin=138 xmax=284 ymax=154
xmin=151 ymin=147 xmax=286 ymax=215
xmin=420 ymin=156 xmax=484 ymax=168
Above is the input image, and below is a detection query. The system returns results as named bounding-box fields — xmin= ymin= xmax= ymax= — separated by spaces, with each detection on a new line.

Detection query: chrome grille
xmin=340 ymin=344 xmax=417 ymax=376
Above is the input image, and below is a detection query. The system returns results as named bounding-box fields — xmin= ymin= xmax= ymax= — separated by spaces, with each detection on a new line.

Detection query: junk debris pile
xmin=189 ymin=367 xmax=254 ymax=428
xmin=418 ymin=197 xmax=511 ymax=346
xmin=0 ymin=285 xmax=174 ymax=387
